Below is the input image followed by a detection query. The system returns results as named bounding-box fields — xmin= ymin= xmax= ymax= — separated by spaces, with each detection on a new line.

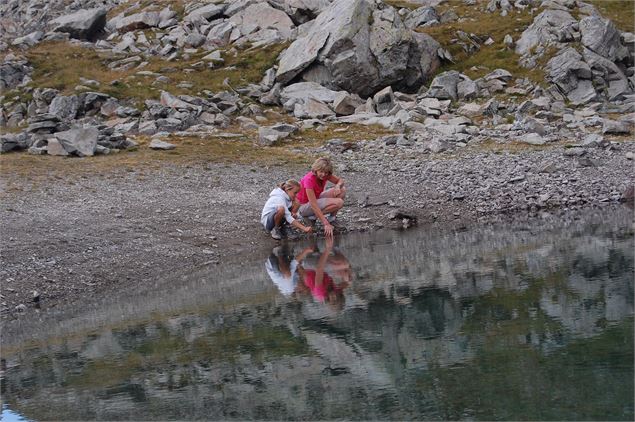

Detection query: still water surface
xmin=1 ymin=209 xmax=633 ymax=421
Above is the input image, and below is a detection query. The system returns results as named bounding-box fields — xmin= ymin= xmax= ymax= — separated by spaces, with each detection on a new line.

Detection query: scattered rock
xmin=149 ymin=139 xmax=176 ymax=150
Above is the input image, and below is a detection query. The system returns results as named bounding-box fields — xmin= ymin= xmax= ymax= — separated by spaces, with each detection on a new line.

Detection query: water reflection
xmin=267 ymin=239 xmax=352 ymax=313
xmin=1 ymin=209 xmax=633 ymax=421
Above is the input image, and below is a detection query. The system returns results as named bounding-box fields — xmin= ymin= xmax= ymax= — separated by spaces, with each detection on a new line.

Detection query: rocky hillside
xmin=0 ymin=0 xmax=633 ymax=158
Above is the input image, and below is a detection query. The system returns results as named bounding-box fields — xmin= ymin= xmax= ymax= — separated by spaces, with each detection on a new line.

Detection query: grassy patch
xmin=24 ymin=41 xmax=287 ymax=105
xmin=586 ymin=0 xmax=634 ymax=32
xmin=419 ymin=1 xmax=545 ymax=84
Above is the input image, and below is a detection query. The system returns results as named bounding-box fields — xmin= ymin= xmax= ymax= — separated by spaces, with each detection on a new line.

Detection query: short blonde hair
xmin=280 ymin=179 xmax=300 ymax=191
xmin=311 ymin=157 xmax=333 ymax=174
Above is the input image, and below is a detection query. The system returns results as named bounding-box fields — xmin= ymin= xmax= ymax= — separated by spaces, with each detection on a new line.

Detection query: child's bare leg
xmin=273 ymin=206 xmax=285 ymax=227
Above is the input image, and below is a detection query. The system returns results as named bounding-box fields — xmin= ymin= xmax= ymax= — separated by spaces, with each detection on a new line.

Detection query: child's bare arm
xmin=291 ymin=219 xmax=312 ymax=234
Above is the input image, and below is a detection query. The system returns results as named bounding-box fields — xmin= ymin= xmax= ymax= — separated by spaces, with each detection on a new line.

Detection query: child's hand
xmin=324 ymin=223 xmax=334 ymax=237
xmin=302 ymin=226 xmax=313 ymax=234
xmin=292 ymin=211 xmax=298 ymax=218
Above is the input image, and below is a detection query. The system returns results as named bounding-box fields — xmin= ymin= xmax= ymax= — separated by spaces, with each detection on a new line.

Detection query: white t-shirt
xmin=265 ymin=259 xmax=299 ymax=296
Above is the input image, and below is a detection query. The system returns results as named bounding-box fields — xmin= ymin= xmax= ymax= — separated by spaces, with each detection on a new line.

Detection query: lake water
xmin=1 ymin=208 xmax=633 ymax=421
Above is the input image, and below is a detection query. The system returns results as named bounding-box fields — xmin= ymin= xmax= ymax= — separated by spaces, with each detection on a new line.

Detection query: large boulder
xmin=54 ymin=127 xmax=99 ymax=157
xmin=546 ymin=48 xmax=592 ymax=99
xmin=49 ymin=8 xmax=107 ymax=41
xmin=276 ymin=0 xmax=440 ymax=96
xmin=515 ymin=9 xmax=577 ymax=57
xmin=579 ymin=15 xmax=629 ymax=63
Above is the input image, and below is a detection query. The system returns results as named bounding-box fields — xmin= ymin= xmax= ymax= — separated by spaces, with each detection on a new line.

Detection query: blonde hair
xmin=279 ymin=179 xmax=300 ymax=191
xmin=311 ymin=157 xmax=333 ymax=175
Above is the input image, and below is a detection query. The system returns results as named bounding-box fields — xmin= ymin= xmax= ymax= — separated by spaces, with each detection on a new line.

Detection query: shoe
xmin=270 ymin=227 xmax=283 ymax=240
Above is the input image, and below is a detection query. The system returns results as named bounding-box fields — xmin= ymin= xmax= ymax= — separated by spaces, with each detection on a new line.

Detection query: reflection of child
xmin=261 ymin=179 xmax=313 ymax=240
xmin=265 ymin=246 xmax=314 ymax=296
xmin=302 ymin=239 xmax=350 ymax=310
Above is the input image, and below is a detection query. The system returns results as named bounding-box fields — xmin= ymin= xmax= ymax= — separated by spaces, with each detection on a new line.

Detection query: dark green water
xmin=1 ymin=209 xmax=633 ymax=421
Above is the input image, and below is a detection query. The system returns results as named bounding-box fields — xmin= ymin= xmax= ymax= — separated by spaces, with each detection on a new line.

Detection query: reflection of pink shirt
xmin=297 ymin=171 xmax=326 ymax=204
xmin=304 ymin=270 xmax=338 ymax=302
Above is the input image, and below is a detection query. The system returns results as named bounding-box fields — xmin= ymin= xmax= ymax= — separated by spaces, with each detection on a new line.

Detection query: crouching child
xmin=261 ymin=179 xmax=313 ymax=240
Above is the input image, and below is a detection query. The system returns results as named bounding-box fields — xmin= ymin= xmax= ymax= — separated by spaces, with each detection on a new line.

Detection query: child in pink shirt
xmin=294 ymin=157 xmax=345 ymax=237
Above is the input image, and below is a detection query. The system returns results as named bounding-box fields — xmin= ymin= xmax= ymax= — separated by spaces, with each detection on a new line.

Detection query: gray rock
xmin=294 ymin=98 xmax=334 ymax=119
xmin=206 ymin=20 xmax=237 ymax=47
xmin=280 ymin=82 xmax=340 ymax=104
xmin=149 ymin=139 xmax=176 ymax=150
xmin=138 ymin=120 xmax=158 ymax=135
xmin=229 ymin=3 xmax=295 ymax=41
xmin=503 ymin=34 xmax=514 ymax=48
xmin=578 ymin=133 xmax=604 ymax=147
xmin=546 ymin=48 xmax=595 ymax=105
xmin=276 ymin=0 xmax=439 ymax=96
xmin=260 ymin=83 xmax=282 ymax=105
xmin=515 ymin=9 xmax=576 ymax=57
xmin=518 ymin=133 xmax=546 ymax=145
xmin=48 ymin=95 xmax=79 ymax=120
xmin=49 ymin=8 xmax=107 ymax=41
xmin=426 ymin=70 xmax=461 ymax=101
xmin=422 ymin=137 xmax=448 ymax=153
xmin=579 ymin=15 xmax=629 ymax=62
xmin=115 ymin=12 xmax=160 ymax=33
xmin=457 ymin=76 xmax=478 ymax=100
xmin=11 ymin=31 xmax=43 ymax=47
xmin=185 ymin=4 xmax=225 ymax=24
xmin=456 ymin=103 xmax=482 ymax=117
xmin=258 ymin=124 xmax=297 ymax=146
xmin=46 ymin=138 xmax=69 ymax=156
xmin=333 ymin=92 xmax=362 ymax=116
xmin=373 ymin=86 xmax=395 ymax=115
xmin=184 ymin=33 xmax=206 ymax=48
xmin=0 ymin=60 xmax=32 ymax=90
xmin=55 ymin=127 xmax=99 ymax=156
xmin=404 ymin=7 xmax=439 ymax=29
xmin=160 ymin=91 xmax=200 ymax=111
xmin=582 ymin=48 xmax=630 ymax=101
xmin=602 ymin=119 xmax=631 ymax=134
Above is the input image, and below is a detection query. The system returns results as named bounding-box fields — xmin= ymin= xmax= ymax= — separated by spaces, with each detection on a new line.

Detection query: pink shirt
xmin=303 ymin=270 xmax=337 ymax=302
xmin=297 ymin=171 xmax=326 ymax=204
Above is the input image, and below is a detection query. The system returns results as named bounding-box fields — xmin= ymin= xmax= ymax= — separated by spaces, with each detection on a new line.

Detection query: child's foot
xmin=270 ymin=227 xmax=283 ymax=240
xmin=326 ymin=214 xmax=338 ymax=224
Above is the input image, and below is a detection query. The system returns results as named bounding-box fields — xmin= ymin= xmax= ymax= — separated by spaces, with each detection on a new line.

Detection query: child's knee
xmin=276 ymin=206 xmax=285 ymax=215
xmin=334 ymin=198 xmax=344 ymax=209
xmin=339 ymin=186 xmax=346 ymax=198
